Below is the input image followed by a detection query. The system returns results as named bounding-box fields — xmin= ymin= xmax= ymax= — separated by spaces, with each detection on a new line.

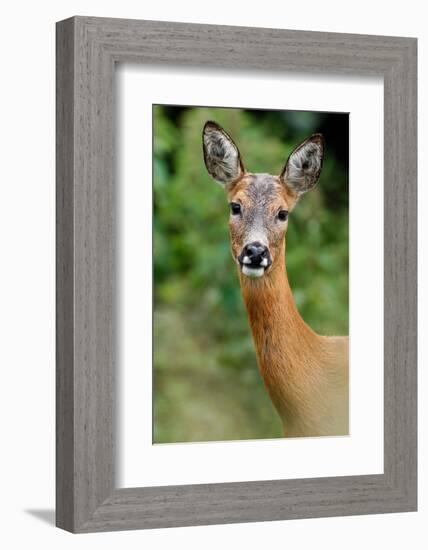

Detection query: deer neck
xmin=239 ymin=244 xmax=324 ymax=430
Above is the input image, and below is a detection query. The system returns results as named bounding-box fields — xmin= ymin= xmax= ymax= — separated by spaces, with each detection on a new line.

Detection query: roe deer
xmin=202 ymin=121 xmax=348 ymax=437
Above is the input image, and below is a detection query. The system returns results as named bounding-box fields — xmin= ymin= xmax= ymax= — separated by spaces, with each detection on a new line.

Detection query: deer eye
xmin=277 ymin=209 xmax=289 ymax=222
xmin=230 ymin=202 xmax=242 ymax=215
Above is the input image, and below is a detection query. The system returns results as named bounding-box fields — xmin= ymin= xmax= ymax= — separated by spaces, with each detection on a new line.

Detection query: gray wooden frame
xmin=56 ymin=16 xmax=417 ymax=533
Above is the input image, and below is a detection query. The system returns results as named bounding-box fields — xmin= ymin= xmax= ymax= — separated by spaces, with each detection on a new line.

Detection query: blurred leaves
xmin=153 ymin=105 xmax=349 ymax=443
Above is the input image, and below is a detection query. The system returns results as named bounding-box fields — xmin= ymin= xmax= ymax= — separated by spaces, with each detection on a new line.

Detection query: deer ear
xmin=280 ymin=134 xmax=325 ymax=199
xmin=202 ymin=121 xmax=244 ymax=186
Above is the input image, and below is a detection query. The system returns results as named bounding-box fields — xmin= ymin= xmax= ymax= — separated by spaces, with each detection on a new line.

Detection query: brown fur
xmin=202 ymin=121 xmax=348 ymax=437
xmin=228 ymin=176 xmax=349 ymax=437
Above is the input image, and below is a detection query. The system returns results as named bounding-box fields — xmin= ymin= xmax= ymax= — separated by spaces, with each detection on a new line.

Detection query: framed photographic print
xmin=56 ymin=16 xmax=417 ymax=532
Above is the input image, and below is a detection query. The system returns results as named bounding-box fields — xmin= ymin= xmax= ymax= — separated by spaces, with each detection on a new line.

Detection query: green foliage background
xmin=153 ymin=105 xmax=349 ymax=443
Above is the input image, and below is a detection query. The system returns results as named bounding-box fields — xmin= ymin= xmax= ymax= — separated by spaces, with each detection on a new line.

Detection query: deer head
xmin=202 ymin=121 xmax=325 ymax=278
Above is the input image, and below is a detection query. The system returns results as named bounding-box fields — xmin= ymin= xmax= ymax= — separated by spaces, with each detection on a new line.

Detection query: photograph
xmin=0 ymin=1 xmax=419 ymax=542
xmin=153 ymin=105 xmax=349 ymax=443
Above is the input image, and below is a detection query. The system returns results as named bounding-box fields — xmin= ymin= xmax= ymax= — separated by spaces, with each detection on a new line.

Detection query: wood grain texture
xmin=56 ymin=17 xmax=75 ymax=532
xmin=56 ymin=16 xmax=417 ymax=533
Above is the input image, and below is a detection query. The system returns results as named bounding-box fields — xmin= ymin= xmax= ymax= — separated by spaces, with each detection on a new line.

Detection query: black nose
xmin=242 ymin=242 xmax=270 ymax=266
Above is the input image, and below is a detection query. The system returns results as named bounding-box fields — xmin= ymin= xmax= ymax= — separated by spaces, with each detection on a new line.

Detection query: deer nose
xmin=242 ymin=242 xmax=270 ymax=267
